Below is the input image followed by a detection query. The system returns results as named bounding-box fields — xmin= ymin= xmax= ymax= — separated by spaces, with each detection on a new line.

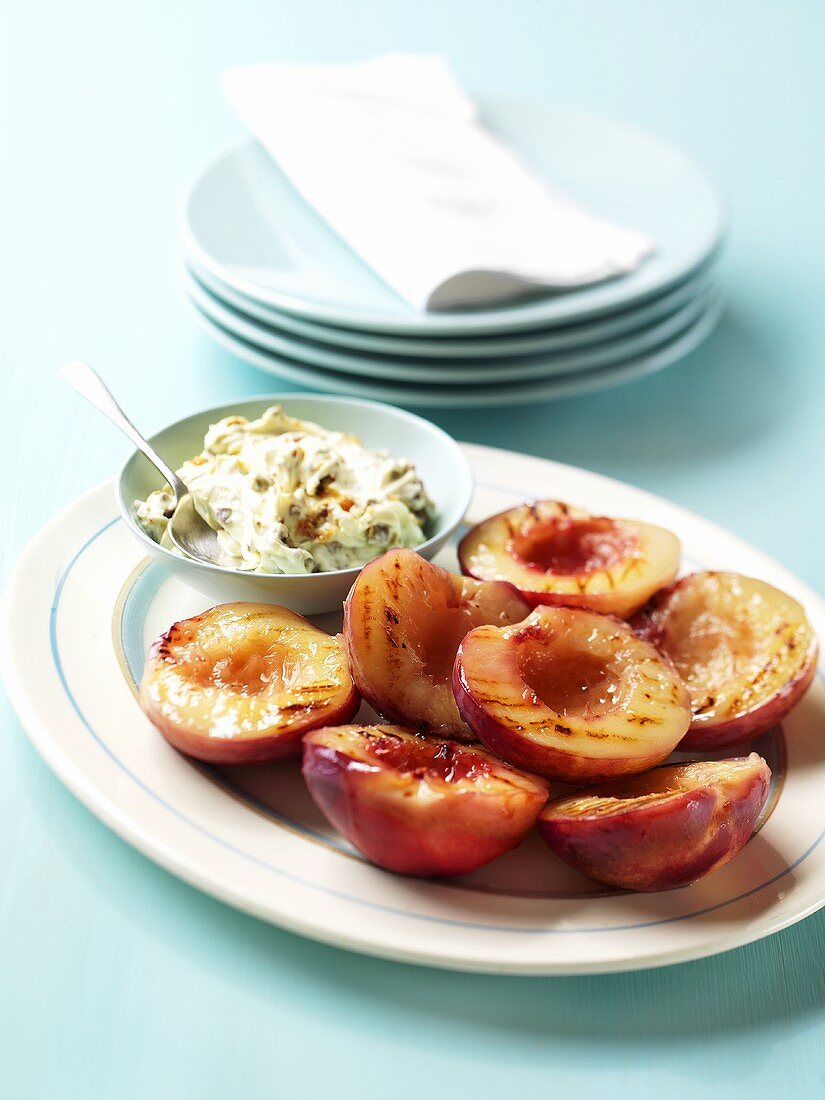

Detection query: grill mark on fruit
xmin=359 ymin=589 xmax=373 ymax=641
xmin=381 ymin=559 xmax=404 ymax=602
xmin=155 ymin=621 xmax=195 ymax=660
xmin=694 ymin=694 xmax=716 ymax=715
xmin=517 ymin=717 xmax=638 ymax=743
xmin=465 ymin=674 xmax=507 ymax=690
xmin=470 ymin=694 xmax=508 ymax=706
xmin=736 ymin=653 xmax=783 ymax=703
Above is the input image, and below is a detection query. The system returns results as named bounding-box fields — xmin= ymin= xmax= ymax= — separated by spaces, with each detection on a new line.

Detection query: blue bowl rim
xmin=116 ymin=391 xmax=474 ymax=582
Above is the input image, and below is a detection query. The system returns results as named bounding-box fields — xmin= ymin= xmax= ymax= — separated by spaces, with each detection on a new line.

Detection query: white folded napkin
xmin=222 ymin=55 xmax=653 ymax=312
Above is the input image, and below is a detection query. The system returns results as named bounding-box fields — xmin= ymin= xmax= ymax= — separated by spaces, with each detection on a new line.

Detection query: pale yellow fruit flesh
xmin=141 ymin=602 xmax=355 ymax=750
xmin=460 ymin=501 xmax=680 ymax=617
xmin=656 ymin=573 xmax=816 ymax=728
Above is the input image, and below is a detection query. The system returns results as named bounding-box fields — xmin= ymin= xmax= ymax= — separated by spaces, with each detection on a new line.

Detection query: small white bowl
xmin=117 ymin=393 xmax=473 ymax=614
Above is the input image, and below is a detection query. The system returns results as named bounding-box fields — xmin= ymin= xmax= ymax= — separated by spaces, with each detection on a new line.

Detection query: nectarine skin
xmin=302 ymin=724 xmax=548 ymax=876
xmin=343 ymin=548 xmax=530 ymax=739
xmin=538 ymin=754 xmax=771 ymax=891
xmin=140 ymin=603 xmax=360 ymax=765
xmin=458 ymin=501 xmax=681 ymax=619
xmin=453 ymin=606 xmax=691 ymax=783
xmin=633 ymin=572 xmax=818 ymax=749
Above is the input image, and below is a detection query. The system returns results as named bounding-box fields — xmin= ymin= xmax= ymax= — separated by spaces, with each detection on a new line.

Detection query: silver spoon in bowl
xmin=59 ymin=361 xmax=223 ymax=566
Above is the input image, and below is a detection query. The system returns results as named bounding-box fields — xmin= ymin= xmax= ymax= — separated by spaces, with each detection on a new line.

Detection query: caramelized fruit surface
xmin=344 ymin=548 xmax=529 ymax=738
xmin=538 ymin=754 xmax=771 ymax=891
xmin=634 ymin=572 xmax=817 ymax=747
xmin=459 ymin=500 xmax=680 ymax=618
xmin=302 ymin=724 xmax=548 ymax=876
xmin=453 ymin=605 xmax=691 ymax=782
xmin=140 ymin=602 xmax=359 ymax=764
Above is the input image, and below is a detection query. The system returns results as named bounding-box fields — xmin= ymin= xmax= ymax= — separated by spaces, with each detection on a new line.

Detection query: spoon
xmin=59 ymin=361 xmax=223 ymax=565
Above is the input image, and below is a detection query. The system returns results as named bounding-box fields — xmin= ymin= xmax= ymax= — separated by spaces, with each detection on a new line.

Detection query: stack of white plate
xmin=182 ymin=104 xmax=725 ymax=409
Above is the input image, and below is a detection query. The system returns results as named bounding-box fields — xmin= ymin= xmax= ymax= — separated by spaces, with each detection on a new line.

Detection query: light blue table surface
xmin=3 ymin=2 xmax=824 ymax=1096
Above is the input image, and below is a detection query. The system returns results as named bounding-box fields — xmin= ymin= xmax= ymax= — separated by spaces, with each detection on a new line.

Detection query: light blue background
xmin=2 ymin=2 xmax=824 ymax=1096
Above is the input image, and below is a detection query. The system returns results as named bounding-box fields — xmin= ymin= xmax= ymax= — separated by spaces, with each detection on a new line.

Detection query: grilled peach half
xmin=343 ymin=548 xmax=530 ymax=739
xmin=302 ymin=724 xmax=548 ymax=876
xmin=140 ymin=603 xmax=359 ymax=764
xmin=538 ymin=754 xmax=771 ymax=891
xmin=633 ymin=572 xmax=817 ymax=749
xmin=453 ymin=605 xmax=691 ymax=783
xmin=458 ymin=500 xmax=680 ymax=618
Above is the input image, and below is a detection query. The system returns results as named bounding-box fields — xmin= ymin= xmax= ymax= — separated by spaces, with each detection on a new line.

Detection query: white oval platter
xmin=3 ymin=444 xmax=823 ymax=974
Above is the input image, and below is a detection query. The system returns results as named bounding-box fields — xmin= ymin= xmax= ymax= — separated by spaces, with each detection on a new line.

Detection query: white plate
xmin=186 ymin=269 xmax=717 ymax=385
xmin=192 ymin=292 xmax=723 ymax=408
xmin=182 ymin=104 xmax=724 ymax=335
xmin=3 ymin=445 xmax=824 ymax=974
xmin=186 ymin=257 xmax=717 ymax=360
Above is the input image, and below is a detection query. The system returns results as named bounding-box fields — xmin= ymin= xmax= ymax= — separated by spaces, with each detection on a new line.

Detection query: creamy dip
xmin=135 ymin=406 xmax=435 ymax=574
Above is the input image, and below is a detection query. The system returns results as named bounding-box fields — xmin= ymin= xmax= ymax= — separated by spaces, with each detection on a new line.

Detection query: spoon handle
xmin=58 ymin=361 xmax=185 ymax=496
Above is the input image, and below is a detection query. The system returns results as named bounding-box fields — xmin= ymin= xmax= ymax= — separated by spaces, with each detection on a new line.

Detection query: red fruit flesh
xmin=453 ymin=605 xmax=691 ymax=783
xmin=302 ymin=724 xmax=548 ymax=876
xmin=458 ymin=500 xmax=680 ymax=618
xmin=344 ymin=548 xmax=530 ymax=739
xmin=538 ymin=754 xmax=771 ymax=891
xmin=633 ymin=572 xmax=818 ymax=749
xmin=140 ymin=602 xmax=359 ymax=764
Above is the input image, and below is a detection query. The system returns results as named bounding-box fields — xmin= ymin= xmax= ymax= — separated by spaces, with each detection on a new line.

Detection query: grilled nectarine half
xmin=343 ymin=548 xmax=530 ymax=739
xmin=633 ymin=572 xmax=817 ymax=749
xmin=140 ymin=603 xmax=359 ymax=764
xmin=458 ymin=500 xmax=680 ymax=618
xmin=453 ymin=605 xmax=691 ymax=783
xmin=302 ymin=724 xmax=548 ymax=876
xmin=538 ymin=754 xmax=771 ymax=891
